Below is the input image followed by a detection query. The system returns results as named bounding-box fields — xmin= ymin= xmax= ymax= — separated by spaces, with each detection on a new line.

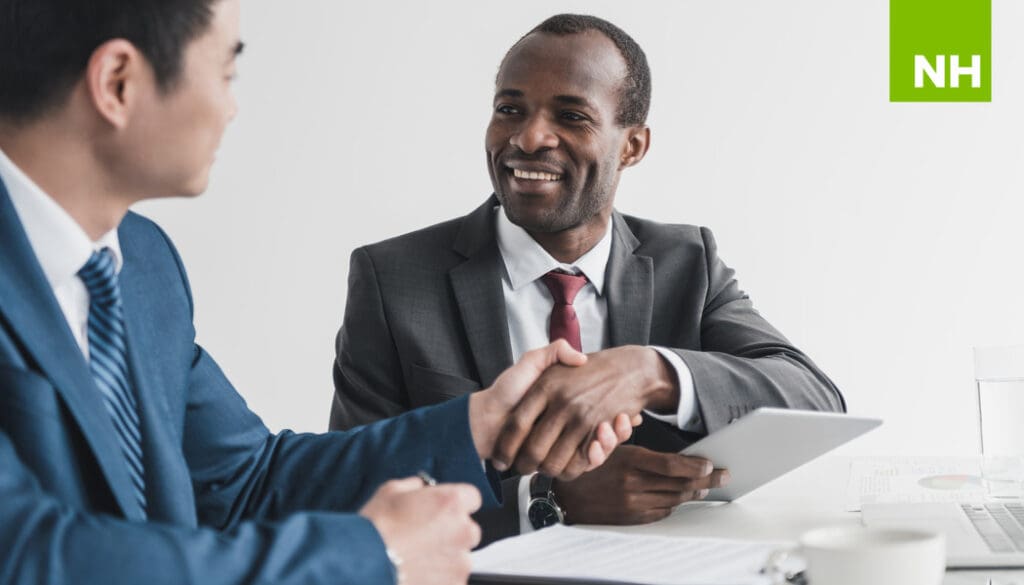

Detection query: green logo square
xmin=890 ymin=0 xmax=991 ymax=102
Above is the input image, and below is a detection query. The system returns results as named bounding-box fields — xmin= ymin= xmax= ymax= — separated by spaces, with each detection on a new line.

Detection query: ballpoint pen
xmin=417 ymin=471 xmax=437 ymax=487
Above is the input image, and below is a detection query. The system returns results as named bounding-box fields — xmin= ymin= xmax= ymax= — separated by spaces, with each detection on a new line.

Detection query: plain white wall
xmin=136 ymin=0 xmax=1024 ymax=456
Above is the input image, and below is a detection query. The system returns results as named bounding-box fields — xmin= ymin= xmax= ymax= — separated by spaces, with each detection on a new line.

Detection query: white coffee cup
xmin=767 ymin=525 xmax=945 ymax=585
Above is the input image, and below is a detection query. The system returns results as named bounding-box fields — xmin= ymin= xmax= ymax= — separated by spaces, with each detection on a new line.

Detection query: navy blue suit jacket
xmin=0 ymin=178 xmax=497 ymax=584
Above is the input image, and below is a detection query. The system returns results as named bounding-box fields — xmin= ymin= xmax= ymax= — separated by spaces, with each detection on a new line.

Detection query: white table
xmin=588 ymin=455 xmax=1024 ymax=585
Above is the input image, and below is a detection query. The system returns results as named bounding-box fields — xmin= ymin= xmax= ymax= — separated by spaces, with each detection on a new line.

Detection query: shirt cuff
xmin=644 ymin=346 xmax=705 ymax=433
xmin=517 ymin=473 xmax=536 ymax=534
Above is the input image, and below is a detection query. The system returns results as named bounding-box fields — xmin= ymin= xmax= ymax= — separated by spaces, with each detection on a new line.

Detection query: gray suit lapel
xmin=605 ymin=214 xmax=693 ymax=452
xmin=449 ymin=197 xmax=514 ymax=387
xmin=606 ymin=212 xmax=654 ymax=347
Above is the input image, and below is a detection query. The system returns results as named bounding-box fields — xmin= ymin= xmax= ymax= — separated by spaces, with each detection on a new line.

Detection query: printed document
xmin=471 ymin=525 xmax=799 ymax=585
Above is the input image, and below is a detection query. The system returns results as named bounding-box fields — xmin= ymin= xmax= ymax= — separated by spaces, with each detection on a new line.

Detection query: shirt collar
xmin=495 ymin=206 xmax=613 ymax=295
xmin=0 ymin=147 xmax=123 ymax=292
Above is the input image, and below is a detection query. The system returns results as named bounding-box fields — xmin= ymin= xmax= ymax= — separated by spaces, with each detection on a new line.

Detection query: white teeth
xmin=513 ymin=168 xmax=562 ymax=181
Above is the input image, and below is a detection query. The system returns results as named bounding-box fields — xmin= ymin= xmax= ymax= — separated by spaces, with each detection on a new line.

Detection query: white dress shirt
xmin=0 ymin=147 xmax=123 ymax=359
xmin=493 ymin=207 xmax=703 ymax=532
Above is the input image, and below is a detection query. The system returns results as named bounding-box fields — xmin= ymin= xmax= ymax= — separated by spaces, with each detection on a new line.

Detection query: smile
xmin=512 ymin=168 xmax=562 ymax=182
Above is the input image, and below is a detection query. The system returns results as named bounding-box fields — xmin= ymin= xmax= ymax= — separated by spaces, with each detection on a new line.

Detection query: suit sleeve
xmin=147 ymin=218 xmax=500 ymax=521
xmin=0 ymin=415 xmax=398 ymax=585
xmin=330 ymin=247 xmax=408 ymax=430
xmin=670 ymin=227 xmax=846 ymax=432
xmin=183 ymin=346 xmax=499 ymax=528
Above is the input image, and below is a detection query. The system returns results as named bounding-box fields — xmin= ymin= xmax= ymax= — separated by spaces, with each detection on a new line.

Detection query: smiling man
xmin=0 ymin=2 xmax=636 ymax=584
xmin=330 ymin=14 xmax=846 ymax=541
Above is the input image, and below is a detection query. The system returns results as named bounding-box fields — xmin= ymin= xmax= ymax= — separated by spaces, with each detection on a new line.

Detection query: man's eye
xmin=561 ymin=112 xmax=586 ymax=122
xmin=496 ymin=105 xmax=520 ymax=115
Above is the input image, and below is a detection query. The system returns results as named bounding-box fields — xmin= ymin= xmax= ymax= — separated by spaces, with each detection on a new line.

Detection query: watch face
xmin=528 ymin=499 xmax=563 ymax=529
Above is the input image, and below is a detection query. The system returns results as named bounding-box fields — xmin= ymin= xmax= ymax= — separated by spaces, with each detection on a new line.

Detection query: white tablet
xmin=680 ymin=408 xmax=882 ymax=501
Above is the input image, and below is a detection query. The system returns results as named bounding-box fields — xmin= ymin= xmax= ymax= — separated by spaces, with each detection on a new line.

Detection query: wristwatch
xmin=527 ymin=473 xmax=565 ymax=529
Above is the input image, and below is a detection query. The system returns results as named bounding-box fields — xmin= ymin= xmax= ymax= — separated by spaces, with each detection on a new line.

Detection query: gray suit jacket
xmin=330 ymin=196 xmax=845 ymax=542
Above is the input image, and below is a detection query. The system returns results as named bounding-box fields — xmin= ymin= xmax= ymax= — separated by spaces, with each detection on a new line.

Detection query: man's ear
xmin=619 ymin=125 xmax=651 ymax=170
xmin=84 ymin=39 xmax=148 ymax=129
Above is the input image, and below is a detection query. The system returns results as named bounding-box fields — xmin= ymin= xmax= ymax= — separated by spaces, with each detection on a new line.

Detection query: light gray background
xmin=136 ymin=0 xmax=1024 ymax=455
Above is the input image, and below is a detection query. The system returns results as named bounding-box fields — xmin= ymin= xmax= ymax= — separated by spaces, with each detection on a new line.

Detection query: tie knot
xmin=541 ymin=270 xmax=589 ymax=305
xmin=78 ymin=248 xmax=121 ymax=306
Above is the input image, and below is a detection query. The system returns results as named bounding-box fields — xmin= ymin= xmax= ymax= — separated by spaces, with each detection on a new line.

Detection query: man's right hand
xmin=359 ymin=477 xmax=482 ymax=585
xmin=552 ymin=445 xmax=730 ymax=525
xmin=469 ymin=340 xmax=639 ymax=481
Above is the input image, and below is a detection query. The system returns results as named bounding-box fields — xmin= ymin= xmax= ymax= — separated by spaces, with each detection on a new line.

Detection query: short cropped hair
xmin=502 ymin=14 xmax=652 ymax=126
xmin=0 ymin=0 xmax=217 ymax=121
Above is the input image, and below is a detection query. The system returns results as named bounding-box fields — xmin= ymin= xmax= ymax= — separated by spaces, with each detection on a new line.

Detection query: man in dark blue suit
xmin=0 ymin=1 xmax=636 ymax=583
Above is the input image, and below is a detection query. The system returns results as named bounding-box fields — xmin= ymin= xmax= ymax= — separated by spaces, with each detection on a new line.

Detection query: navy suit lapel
xmin=450 ymin=197 xmax=514 ymax=387
xmin=0 ymin=178 xmax=144 ymax=520
xmin=606 ymin=212 xmax=654 ymax=347
xmin=117 ymin=237 xmax=195 ymax=525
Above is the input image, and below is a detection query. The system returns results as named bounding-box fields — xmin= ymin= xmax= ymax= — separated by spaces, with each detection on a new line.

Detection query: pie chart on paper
xmin=918 ymin=474 xmax=985 ymax=491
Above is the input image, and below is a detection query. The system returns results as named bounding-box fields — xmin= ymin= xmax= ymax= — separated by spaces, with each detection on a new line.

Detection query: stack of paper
xmin=471 ymin=525 xmax=800 ymax=585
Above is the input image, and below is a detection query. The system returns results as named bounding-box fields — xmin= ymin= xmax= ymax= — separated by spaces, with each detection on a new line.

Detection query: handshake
xmin=472 ymin=339 xmax=644 ymax=477
xmin=361 ymin=340 xmax=655 ymax=584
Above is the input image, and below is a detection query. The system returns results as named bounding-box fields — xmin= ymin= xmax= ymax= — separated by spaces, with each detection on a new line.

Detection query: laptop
xmin=863 ymin=502 xmax=1024 ymax=568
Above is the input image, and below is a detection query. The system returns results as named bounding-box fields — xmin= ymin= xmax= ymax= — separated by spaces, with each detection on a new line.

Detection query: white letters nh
xmin=914 ymin=55 xmax=982 ymax=89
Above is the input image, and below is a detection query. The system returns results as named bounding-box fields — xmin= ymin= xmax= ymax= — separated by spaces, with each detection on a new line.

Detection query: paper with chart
xmin=471 ymin=525 xmax=800 ymax=585
xmin=845 ymin=456 xmax=1011 ymax=512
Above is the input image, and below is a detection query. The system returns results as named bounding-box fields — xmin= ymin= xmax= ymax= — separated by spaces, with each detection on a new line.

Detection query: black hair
xmin=503 ymin=14 xmax=651 ymax=126
xmin=0 ymin=0 xmax=217 ymax=121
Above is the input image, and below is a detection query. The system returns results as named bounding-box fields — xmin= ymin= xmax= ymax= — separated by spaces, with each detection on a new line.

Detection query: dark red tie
xmin=541 ymin=270 xmax=589 ymax=352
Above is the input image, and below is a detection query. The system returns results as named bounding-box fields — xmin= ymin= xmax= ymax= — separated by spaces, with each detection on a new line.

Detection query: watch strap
xmin=530 ymin=473 xmax=555 ymax=499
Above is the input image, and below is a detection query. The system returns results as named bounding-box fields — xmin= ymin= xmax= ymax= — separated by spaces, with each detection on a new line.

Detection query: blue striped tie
xmin=78 ymin=248 xmax=147 ymax=516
